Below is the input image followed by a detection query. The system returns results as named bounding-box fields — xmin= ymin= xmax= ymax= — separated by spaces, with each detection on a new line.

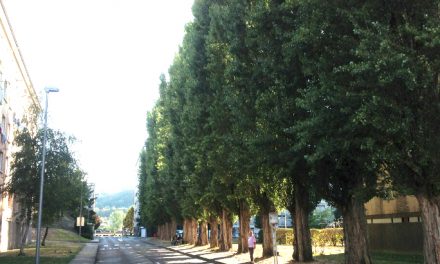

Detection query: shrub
xmin=276 ymin=228 xmax=294 ymax=245
xmin=311 ymin=228 xmax=343 ymax=247
xmin=268 ymin=227 xmax=343 ymax=248
xmin=74 ymin=224 xmax=94 ymax=239
xmin=324 ymin=228 xmax=344 ymax=246
xmin=273 ymin=227 xmax=343 ymax=247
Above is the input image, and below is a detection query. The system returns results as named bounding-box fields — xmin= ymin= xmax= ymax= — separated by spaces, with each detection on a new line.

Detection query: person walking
xmin=248 ymin=230 xmax=257 ymax=263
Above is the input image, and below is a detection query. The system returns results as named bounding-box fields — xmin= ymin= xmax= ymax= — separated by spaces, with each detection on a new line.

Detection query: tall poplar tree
xmin=342 ymin=1 xmax=440 ymax=262
xmin=292 ymin=1 xmax=380 ymax=263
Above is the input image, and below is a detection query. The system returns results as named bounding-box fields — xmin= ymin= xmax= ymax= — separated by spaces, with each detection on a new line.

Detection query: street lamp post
xmin=35 ymin=87 xmax=59 ymax=264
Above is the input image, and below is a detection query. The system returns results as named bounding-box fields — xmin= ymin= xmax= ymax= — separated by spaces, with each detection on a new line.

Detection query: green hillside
xmin=95 ymin=190 xmax=134 ymax=209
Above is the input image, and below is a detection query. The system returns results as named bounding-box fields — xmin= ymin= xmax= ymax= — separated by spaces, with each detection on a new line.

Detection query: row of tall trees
xmin=138 ymin=1 xmax=439 ymax=263
xmin=6 ymin=128 xmax=91 ymax=255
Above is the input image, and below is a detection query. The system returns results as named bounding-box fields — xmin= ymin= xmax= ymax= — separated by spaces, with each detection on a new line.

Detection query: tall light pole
xmin=35 ymin=87 xmax=59 ymax=264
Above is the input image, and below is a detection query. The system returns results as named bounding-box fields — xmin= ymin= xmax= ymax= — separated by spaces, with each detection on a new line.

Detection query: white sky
xmin=3 ymin=0 xmax=194 ymax=194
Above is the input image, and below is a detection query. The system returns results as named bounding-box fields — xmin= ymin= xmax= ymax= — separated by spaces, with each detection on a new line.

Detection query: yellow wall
xmin=365 ymin=196 xmax=420 ymax=216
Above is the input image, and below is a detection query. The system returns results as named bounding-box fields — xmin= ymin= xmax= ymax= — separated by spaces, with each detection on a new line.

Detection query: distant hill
xmin=95 ymin=190 xmax=135 ymax=209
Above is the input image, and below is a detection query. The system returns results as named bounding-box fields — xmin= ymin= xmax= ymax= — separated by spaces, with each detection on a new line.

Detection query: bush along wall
xmin=276 ymin=228 xmax=343 ymax=247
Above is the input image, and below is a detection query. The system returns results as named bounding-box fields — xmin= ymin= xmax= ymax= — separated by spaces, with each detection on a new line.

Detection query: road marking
xmin=136 ymin=244 xmax=140 ymax=246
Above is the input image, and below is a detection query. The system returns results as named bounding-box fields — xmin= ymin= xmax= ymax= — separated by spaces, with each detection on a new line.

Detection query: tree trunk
xmin=219 ymin=208 xmax=232 ymax=251
xmin=18 ymin=217 xmax=31 ymax=256
xmin=158 ymin=224 xmax=164 ymax=240
xmin=164 ymin=221 xmax=176 ymax=241
xmin=341 ymin=196 xmax=372 ymax=264
xmin=162 ymin=223 xmax=166 ymax=240
xmin=261 ymin=212 xmax=274 ymax=257
xmin=165 ymin=222 xmax=170 ymax=240
xmin=238 ymin=200 xmax=250 ymax=254
xmin=293 ymin=186 xmax=313 ymax=262
xmin=209 ymin=216 xmax=219 ymax=248
xmin=165 ymin=222 xmax=169 ymax=241
xmin=183 ymin=218 xmax=197 ymax=245
xmin=190 ymin=219 xmax=198 ymax=245
xmin=197 ymin=221 xmax=209 ymax=246
xmin=183 ymin=218 xmax=190 ymax=243
xmin=185 ymin=219 xmax=191 ymax=243
xmin=416 ymin=193 xmax=440 ymax=264
xmin=41 ymin=226 xmax=49 ymax=246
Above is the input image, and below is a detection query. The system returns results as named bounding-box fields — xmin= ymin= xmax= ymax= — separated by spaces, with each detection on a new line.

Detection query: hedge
xmin=275 ymin=228 xmax=343 ymax=246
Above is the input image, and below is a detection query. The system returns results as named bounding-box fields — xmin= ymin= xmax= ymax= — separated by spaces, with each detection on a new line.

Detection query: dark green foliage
xmin=123 ymin=207 xmax=134 ymax=233
xmin=309 ymin=207 xmax=335 ymax=229
xmin=77 ymin=224 xmax=94 ymax=240
xmin=8 ymin=128 xmax=88 ymax=226
xmin=88 ymin=210 xmax=101 ymax=230
xmin=348 ymin=0 xmax=440 ymax=198
xmin=137 ymin=0 xmax=439 ymax=261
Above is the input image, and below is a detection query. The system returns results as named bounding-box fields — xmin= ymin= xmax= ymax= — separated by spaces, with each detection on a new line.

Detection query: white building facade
xmin=0 ymin=0 xmax=40 ymax=252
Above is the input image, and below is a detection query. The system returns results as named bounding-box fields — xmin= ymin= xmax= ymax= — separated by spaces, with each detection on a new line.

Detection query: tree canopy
xmin=7 ymin=127 xmax=90 ymax=251
xmin=8 ymin=128 xmax=88 ymax=224
xmin=123 ymin=207 xmax=135 ymax=234
xmin=137 ymin=1 xmax=440 ymax=262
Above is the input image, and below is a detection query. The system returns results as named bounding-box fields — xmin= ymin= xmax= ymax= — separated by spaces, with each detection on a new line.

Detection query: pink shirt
xmin=248 ymin=235 xmax=256 ymax=248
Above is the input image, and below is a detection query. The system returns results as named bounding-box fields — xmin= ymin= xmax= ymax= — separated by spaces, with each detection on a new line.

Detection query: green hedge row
xmin=276 ymin=228 xmax=343 ymax=246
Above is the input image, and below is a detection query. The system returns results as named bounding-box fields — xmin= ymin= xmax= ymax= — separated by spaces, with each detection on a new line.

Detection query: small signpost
xmin=76 ymin=217 xmax=85 ymax=227
xmin=77 ymin=216 xmax=85 ymax=241
xmin=269 ymin=212 xmax=278 ymax=264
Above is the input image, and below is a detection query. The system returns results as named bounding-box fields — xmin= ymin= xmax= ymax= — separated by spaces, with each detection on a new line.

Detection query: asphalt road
xmin=96 ymin=236 xmax=210 ymax=264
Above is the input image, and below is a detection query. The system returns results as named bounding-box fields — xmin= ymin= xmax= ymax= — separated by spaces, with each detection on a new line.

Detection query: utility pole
xmin=79 ymin=185 xmax=83 ymax=237
xmin=35 ymin=87 xmax=59 ymax=264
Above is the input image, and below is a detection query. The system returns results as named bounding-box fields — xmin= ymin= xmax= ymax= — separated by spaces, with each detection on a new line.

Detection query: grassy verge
xmin=315 ymin=251 xmax=423 ymax=264
xmin=0 ymin=228 xmax=90 ymax=264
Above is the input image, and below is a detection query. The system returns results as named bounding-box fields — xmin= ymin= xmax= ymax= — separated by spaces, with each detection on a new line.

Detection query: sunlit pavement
xmin=96 ymin=237 xmax=343 ymax=263
xmin=144 ymin=238 xmax=296 ymax=264
xmin=96 ymin=237 xmax=212 ymax=264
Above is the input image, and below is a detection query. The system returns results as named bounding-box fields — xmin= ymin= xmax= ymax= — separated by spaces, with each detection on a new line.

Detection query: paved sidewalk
xmin=69 ymin=240 xmax=99 ymax=264
xmin=144 ymin=238 xmax=296 ymax=264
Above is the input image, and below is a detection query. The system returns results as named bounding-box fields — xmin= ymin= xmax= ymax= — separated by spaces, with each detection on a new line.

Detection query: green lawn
xmin=315 ymin=251 xmax=423 ymax=264
xmin=0 ymin=255 xmax=76 ymax=264
xmin=0 ymin=228 xmax=89 ymax=264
